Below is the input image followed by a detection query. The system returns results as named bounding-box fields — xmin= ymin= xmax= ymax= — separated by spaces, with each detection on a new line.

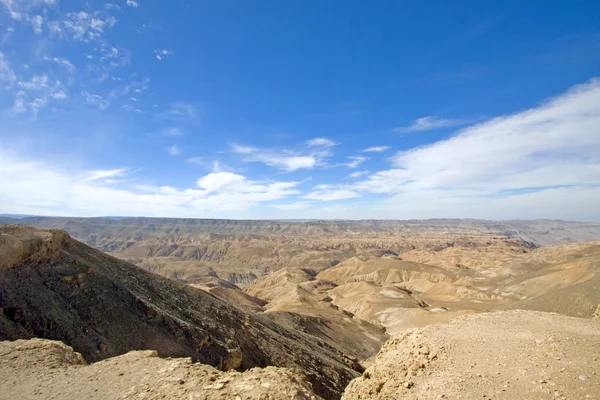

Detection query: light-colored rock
xmin=341 ymin=311 xmax=600 ymax=400
xmin=0 ymin=338 xmax=322 ymax=400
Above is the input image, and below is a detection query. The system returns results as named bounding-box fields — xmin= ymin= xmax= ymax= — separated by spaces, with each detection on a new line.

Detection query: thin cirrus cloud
xmin=302 ymin=184 xmax=361 ymax=201
xmin=348 ymin=170 xmax=369 ymax=178
xmin=393 ymin=116 xmax=469 ymax=133
xmin=168 ymin=144 xmax=180 ymax=156
xmin=347 ymin=156 xmax=367 ymax=168
xmin=43 ymin=56 xmax=77 ymax=73
xmin=363 ymin=146 xmax=390 ymax=153
xmin=306 ymin=137 xmax=336 ymax=147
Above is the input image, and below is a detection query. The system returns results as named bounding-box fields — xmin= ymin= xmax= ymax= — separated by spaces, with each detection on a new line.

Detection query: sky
xmin=1 ymin=1 xmax=600 ymax=221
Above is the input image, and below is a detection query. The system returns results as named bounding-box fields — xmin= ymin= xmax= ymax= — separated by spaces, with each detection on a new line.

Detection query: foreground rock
xmin=0 ymin=339 xmax=321 ymax=400
xmin=0 ymin=225 xmax=360 ymax=399
xmin=342 ymin=310 xmax=600 ymax=399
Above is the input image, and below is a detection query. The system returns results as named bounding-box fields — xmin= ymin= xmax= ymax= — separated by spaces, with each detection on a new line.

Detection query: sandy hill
xmin=0 ymin=225 xmax=362 ymax=400
xmin=341 ymin=310 xmax=600 ymax=399
xmin=239 ymin=242 xmax=600 ymax=336
xmin=244 ymin=267 xmax=388 ymax=360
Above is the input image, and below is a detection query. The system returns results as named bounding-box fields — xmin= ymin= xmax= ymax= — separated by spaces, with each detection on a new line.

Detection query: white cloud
xmin=232 ymin=144 xmax=319 ymax=171
xmin=50 ymin=90 xmax=67 ymax=100
xmin=307 ymin=137 xmax=336 ymax=147
xmin=126 ymin=0 xmax=139 ymax=8
xmin=154 ymin=48 xmax=173 ymax=60
xmin=10 ymin=91 xmax=27 ymax=114
xmin=18 ymin=74 xmax=49 ymax=90
xmin=394 ymin=116 xmax=468 ymax=133
xmin=31 ymin=15 xmax=43 ymax=34
xmin=347 ymin=156 xmax=367 ymax=168
xmin=363 ymin=146 xmax=390 ymax=153
xmin=0 ymin=52 xmax=16 ymax=85
xmin=11 ymin=74 xmax=66 ymax=116
xmin=82 ymin=92 xmax=108 ymax=110
xmin=168 ymin=144 xmax=180 ymax=155
xmin=351 ymin=79 xmax=600 ymax=220
xmin=0 ymin=152 xmax=300 ymax=217
xmin=43 ymin=56 xmax=76 ymax=73
xmin=348 ymin=170 xmax=369 ymax=178
xmin=60 ymin=11 xmax=117 ymax=42
xmin=302 ymin=184 xmax=361 ymax=201
xmin=83 ymin=168 xmax=129 ymax=181
xmin=104 ymin=3 xmax=122 ymax=11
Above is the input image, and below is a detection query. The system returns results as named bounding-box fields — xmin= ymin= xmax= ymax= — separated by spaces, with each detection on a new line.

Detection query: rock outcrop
xmin=0 ymin=338 xmax=322 ymax=400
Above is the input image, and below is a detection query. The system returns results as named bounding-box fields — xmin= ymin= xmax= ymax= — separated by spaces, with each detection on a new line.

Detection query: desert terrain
xmin=1 ymin=217 xmax=599 ymax=399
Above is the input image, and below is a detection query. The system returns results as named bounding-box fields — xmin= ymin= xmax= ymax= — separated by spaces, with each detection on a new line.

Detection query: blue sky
xmin=1 ymin=0 xmax=600 ymax=220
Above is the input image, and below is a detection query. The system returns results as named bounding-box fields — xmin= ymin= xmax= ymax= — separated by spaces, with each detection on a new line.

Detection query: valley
xmin=1 ymin=217 xmax=599 ymax=399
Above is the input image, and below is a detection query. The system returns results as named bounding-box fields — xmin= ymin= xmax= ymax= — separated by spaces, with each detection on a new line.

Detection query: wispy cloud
xmin=348 ymin=170 xmax=369 ymax=178
xmin=168 ymin=144 xmax=180 ymax=156
xmin=232 ymin=144 xmax=318 ymax=171
xmin=350 ymin=79 xmax=600 ymax=220
xmin=126 ymin=0 xmax=139 ymax=8
xmin=306 ymin=137 xmax=336 ymax=147
xmin=393 ymin=116 xmax=469 ymax=133
xmin=347 ymin=156 xmax=367 ymax=168
xmin=232 ymin=138 xmax=337 ymax=171
xmin=0 ymin=52 xmax=16 ymax=85
xmin=154 ymin=48 xmax=174 ymax=61
xmin=83 ymin=92 xmax=108 ymax=110
xmin=10 ymin=73 xmax=66 ymax=116
xmin=104 ymin=3 xmax=122 ymax=11
xmin=302 ymin=184 xmax=361 ymax=201
xmin=83 ymin=168 xmax=129 ymax=182
xmin=43 ymin=56 xmax=76 ymax=73
xmin=31 ymin=15 xmax=43 ymax=35
xmin=58 ymin=11 xmax=117 ymax=42
xmin=363 ymin=146 xmax=390 ymax=153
